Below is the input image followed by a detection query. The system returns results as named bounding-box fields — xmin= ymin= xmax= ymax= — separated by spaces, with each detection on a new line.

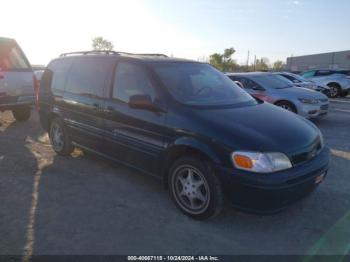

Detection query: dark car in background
xmin=227 ymin=72 xmax=329 ymax=119
xmin=0 ymin=37 xmax=36 ymax=121
xmin=275 ymin=72 xmax=331 ymax=97
xmin=39 ymin=51 xmax=329 ymax=219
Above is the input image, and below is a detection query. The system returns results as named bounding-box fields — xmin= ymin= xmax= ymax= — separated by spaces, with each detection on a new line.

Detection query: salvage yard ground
xmin=1 ymin=98 xmax=350 ymax=256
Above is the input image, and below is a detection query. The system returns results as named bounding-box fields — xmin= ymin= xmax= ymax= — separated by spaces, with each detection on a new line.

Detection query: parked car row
xmin=301 ymin=69 xmax=350 ymax=98
xmin=227 ymin=72 xmax=329 ymax=119
xmin=275 ymin=71 xmax=331 ymax=97
xmin=0 ymin=37 xmax=334 ymax=220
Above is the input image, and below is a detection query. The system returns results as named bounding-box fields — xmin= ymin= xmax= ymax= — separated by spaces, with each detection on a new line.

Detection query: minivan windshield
xmin=150 ymin=62 xmax=256 ymax=106
xmin=250 ymin=74 xmax=293 ymax=89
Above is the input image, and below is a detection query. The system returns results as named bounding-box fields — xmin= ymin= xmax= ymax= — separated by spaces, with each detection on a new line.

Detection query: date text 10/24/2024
xmin=127 ymin=256 xmax=220 ymax=261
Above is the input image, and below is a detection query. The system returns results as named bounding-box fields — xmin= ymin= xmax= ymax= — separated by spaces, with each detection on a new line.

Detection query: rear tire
xmin=12 ymin=106 xmax=31 ymax=122
xmin=168 ymin=156 xmax=224 ymax=220
xmin=275 ymin=101 xmax=297 ymax=113
xmin=49 ymin=117 xmax=74 ymax=155
xmin=328 ymin=83 xmax=341 ymax=98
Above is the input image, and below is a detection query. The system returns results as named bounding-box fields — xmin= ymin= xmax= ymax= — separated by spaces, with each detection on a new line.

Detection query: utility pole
xmin=253 ymin=55 xmax=256 ymax=71
xmin=246 ymin=50 xmax=250 ymax=70
xmin=331 ymin=52 xmax=335 ymax=69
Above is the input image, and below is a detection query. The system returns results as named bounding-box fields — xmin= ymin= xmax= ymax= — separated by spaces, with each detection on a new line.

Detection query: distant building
xmin=286 ymin=50 xmax=350 ymax=72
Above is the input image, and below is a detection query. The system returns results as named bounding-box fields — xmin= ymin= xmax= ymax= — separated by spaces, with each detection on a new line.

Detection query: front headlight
xmin=232 ymin=151 xmax=292 ymax=173
xmin=298 ymin=98 xmax=319 ymax=104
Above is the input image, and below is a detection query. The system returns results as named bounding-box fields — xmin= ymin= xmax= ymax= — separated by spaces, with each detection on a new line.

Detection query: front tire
xmin=12 ymin=106 xmax=31 ymax=122
xmin=49 ymin=118 xmax=74 ymax=155
xmin=328 ymin=83 xmax=341 ymax=98
xmin=168 ymin=156 xmax=224 ymax=220
xmin=275 ymin=101 xmax=297 ymax=113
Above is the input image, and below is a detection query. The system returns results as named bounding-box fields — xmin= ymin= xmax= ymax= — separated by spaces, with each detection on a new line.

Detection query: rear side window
xmin=336 ymin=70 xmax=350 ymax=76
xmin=65 ymin=58 xmax=113 ymax=98
xmin=281 ymin=74 xmax=299 ymax=82
xmin=302 ymin=71 xmax=315 ymax=78
xmin=47 ymin=59 xmax=72 ymax=92
xmin=238 ymin=77 xmax=260 ymax=89
xmin=0 ymin=41 xmax=30 ymax=71
xmin=315 ymin=70 xmax=331 ymax=76
xmin=112 ymin=62 xmax=155 ymax=103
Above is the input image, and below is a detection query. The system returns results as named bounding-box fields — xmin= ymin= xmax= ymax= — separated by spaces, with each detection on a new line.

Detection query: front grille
xmin=291 ymin=140 xmax=322 ymax=166
xmin=321 ymin=104 xmax=329 ymax=110
xmin=319 ymin=98 xmax=328 ymax=103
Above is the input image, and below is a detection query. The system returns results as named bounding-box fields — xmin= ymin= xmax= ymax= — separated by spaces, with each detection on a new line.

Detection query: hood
xmin=275 ymin=86 xmax=327 ymax=99
xmin=191 ymin=102 xmax=320 ymax=156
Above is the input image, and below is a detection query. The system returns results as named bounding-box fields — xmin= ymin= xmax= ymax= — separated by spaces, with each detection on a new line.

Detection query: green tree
xmin=209 ymin=53 xmax=224 ymax=71
xmin=255 ymin=57 xmax=270 ymax=71
xmin=209 ymin=48 xmax=237 ymax=71
xmin=272 ymin=60 xmax=285 ymax=71
xmin=92 ymin=36 xmax=114 ymax=51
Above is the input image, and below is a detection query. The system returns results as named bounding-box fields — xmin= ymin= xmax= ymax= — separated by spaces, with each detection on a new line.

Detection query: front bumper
xmin=299 ymin=102 xmax=329 ymax=118
xmin=217 ymin=147 xmax=330 ymax=213
xmin=0 ymin=95 xmax=35 ymax=109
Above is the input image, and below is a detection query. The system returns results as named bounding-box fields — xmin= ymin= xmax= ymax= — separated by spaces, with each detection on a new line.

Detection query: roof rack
xmin=59 ymin=50 xmax=120 ymax=57
xmin=136 ymin=53 xmax=168 ymax=57
xmin=59 ymin=50 xmax=168 ymax=58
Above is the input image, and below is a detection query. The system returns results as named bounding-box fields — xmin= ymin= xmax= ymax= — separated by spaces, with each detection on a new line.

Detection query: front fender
xmin=164 ymin=136 xmax=222 ymax=165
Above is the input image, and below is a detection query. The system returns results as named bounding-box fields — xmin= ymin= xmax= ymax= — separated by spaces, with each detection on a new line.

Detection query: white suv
xmin=0 ymin=37 xmax=36 ymax=121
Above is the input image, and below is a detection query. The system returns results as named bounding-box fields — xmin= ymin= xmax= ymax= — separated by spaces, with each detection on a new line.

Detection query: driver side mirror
xmin=129 ymin=94 xmax=165 ymax=112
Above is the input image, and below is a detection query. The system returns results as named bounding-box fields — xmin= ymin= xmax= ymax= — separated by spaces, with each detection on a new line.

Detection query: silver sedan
xmin=226 ymin=72 xmax=329 ymax=119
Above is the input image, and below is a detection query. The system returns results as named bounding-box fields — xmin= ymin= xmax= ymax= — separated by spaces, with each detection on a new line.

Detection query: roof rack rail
xmin=136 ymin=53 xmax=168 ymax=57
xmin=59 ymin=50 xmax=120 ymax=57
xmin=59 ymin=50 xmax=168 ymax=58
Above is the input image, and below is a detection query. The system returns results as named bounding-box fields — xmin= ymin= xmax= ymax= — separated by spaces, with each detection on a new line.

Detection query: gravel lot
xmin=1 ymin=98 xmax=350 ymax=256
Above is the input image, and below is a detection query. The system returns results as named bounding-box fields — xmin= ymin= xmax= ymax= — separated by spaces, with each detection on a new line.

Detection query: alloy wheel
xmin=279 ymin=104 xmax=293 ymax=111
xmin=330 ymin=86 xmax=338 ymax=98
xmin=172 ymin=165 xmax=210 ymax=214
xmin=50 ymin=122 xmax=64 ymax=151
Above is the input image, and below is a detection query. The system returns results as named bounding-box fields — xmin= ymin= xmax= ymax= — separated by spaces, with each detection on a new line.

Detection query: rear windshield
xmin=150 ymin=62 xmax=256 ymax=107
xmin=250 ymin=74 xmax=293 ymax=89
xmin=0 ymin=40 xmax=31 ymax=71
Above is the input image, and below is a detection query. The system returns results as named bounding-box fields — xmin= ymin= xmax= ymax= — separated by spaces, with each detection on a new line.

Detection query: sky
xmin=1 ymin=0 xmax=349 ymax=65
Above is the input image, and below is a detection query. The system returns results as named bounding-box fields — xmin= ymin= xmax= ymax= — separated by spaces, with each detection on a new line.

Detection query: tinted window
xmin=0 ymin=41 xmax=30 ymax=70
xmin=335 ymin=70 xmax=350 ymax=76
xmin=286 ymin=73 xmax=308 ymax=82
xmin=113 ymin=62 xmax=155 ymax=103
xmin=49 ymin=60 xmax=72 ymax=91
xmin=250 ymin=74 xmax=293 ymax=89
xmin=302 ymin=71 xmax=316 ymax=78
xmin=228 ymin=76 xmax=257 ymax=89
xmin=151 ymin=62 xmax=255 ymax=106
xmin=315 ymin=70 xmax=331 ymax=76
xmin=238 ymin=77 xmax=261 ymax=89
xmin=280 ymin=74 xmax=295 ymax=81
xmin=66 ymin=58 xmax=113 ymax=98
